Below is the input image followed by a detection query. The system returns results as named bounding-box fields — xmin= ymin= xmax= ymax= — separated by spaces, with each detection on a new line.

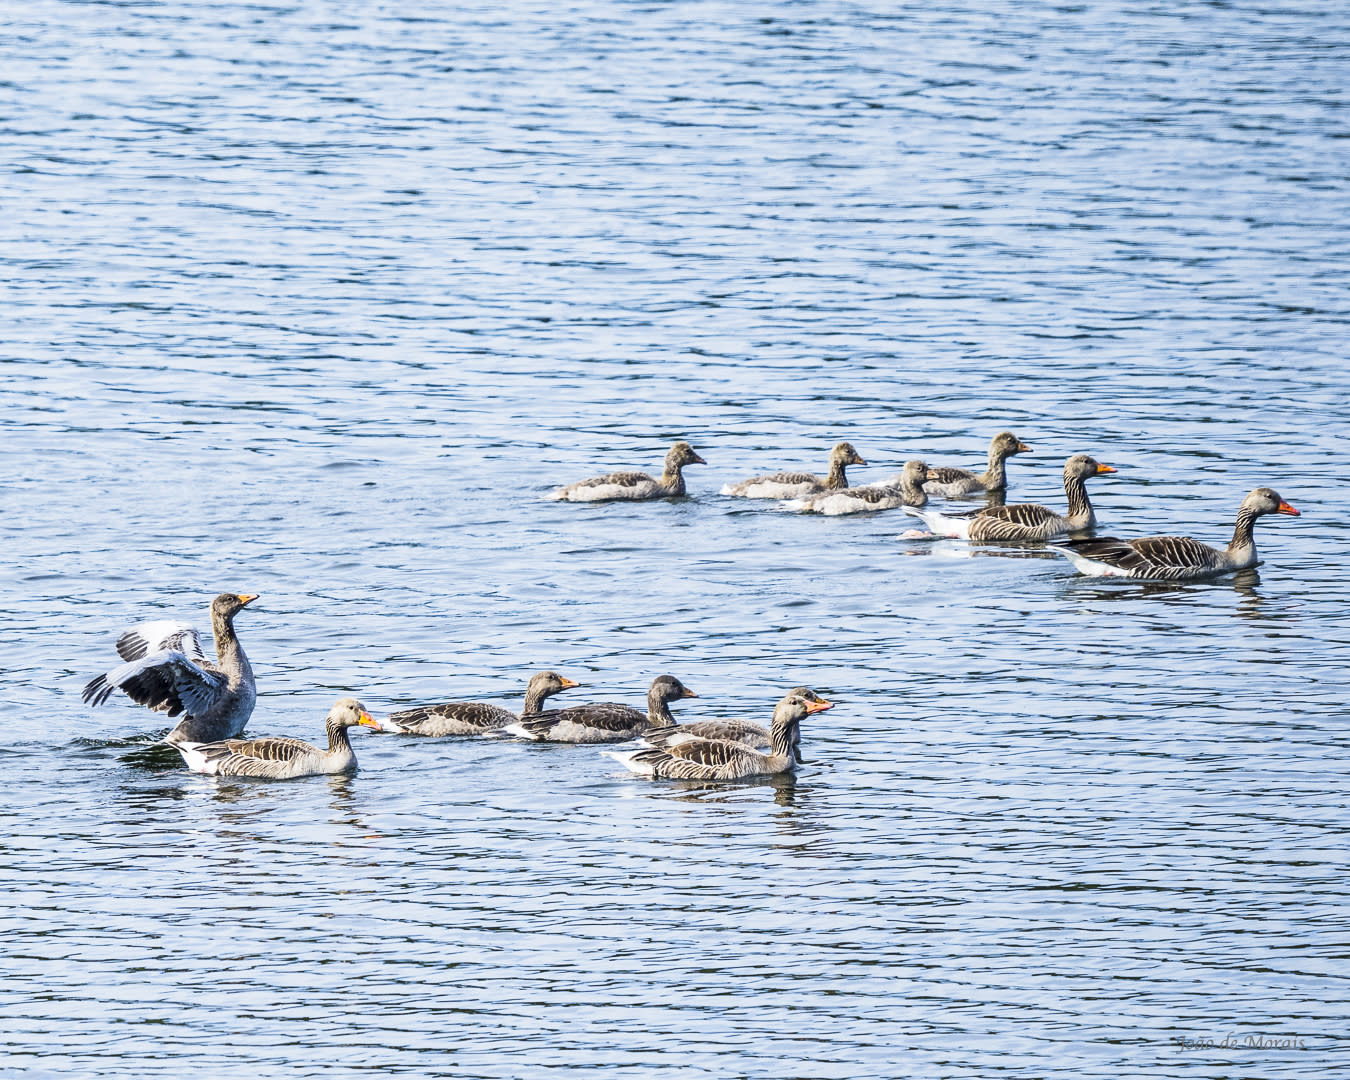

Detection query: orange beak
xmin=1016 ymin=442 xmax=1032 ymax=453
xmin=1277 ymin=501 xmax=1300 ymax=516
xmin=683 ymin=688 xmax=699 ymax=699
xmin=358 ymin=711 xmax=379 ymax=728
xmin=1095 ymin=463 xmax=1117 ymax=474
xmin=237 ymin=594 xmax=259 ymax=606
xmin=804 ymin=699 xmax=833 ymax=714
xmin=559 ymin=677 xmax=581 ymax=689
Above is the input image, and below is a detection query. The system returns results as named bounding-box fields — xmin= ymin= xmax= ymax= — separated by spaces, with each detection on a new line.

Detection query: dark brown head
xmin=211 ymin=592 xmax=258 ymax=622
xmin=831 ymin=442 xmax=866 ymax=468
xmin=993 ymin=431 xmax=1032 ymax=458
xmin=649 ymin=674 xmax=698 ymax=704
xmin=666 ymin=441 xmax=707 ymax=470
xmin=1244 ymin=487 xmax=1300 ymax=518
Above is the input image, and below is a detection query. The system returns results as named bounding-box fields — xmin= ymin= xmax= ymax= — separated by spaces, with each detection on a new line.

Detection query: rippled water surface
xmin=3 ymin=1 xmax=1349 ymax=1076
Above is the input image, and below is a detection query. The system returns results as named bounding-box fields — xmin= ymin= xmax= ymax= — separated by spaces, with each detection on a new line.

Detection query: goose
xmin=549 ymin=441 xmax=707 ymax=501
xmin=792 ymin=460 xmax=928 ymax=516
xmin=924 ymin=431 xmax=1032 ymax=497
xmin=640 ymin=687 xmax=826 ymax=751
xmin=83 ymin=592 xmax=259 ymax=745
xmin=503 ymin=674 xmax=697 ymax=743
xmin=606 ymin=693 xmax=832 ymax=781
xmin=720 ymin=442 xmax=867 ymax=499
xmin=1049 ymin=487 xmax=1300 ymax=580
xmin=904 ymin=454 xmax=1115 ymax=542
xmin=173 ymin=698 xmax=379 ymax=779
xmin=376 ymin=670 xmax=580 ymax=736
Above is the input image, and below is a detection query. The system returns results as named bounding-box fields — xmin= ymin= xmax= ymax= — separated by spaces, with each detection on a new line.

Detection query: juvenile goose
xmin=549 ymin=441 xmax=707 ymax=501
xmin=641 ymin=687 xmax=826 ymax=751
xmin=721 ymin=442 xmax=867 ymax=499
xmin=606 ymin=693 xmax=832 ymax=781
xmin=376 ymin=670 xmax=580 ymax=736
xmin=924 ymin=431 xmax=1032 ymax=496
xmin=904 ymin=454 xmax=1115 ymax=543
xmin=792 ymin=460 xmax=928 ymax=516
xmin=173 ymin=698 xmax=380 ymax=779
xmin=83 ymin=592 xmax=259 ymax=745
xmin=1050 ymin=488 xmax=1300 ymax=580
xmin=503 ymin=674 xmax=697 ymax=743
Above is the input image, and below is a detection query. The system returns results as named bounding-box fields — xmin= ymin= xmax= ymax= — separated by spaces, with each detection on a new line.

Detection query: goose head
xmin=1064 ymin=454 xmax=1116 ymax=481
xmin=666 ymin=441 xmax=707 ymax=470
xmin=830 ymin=442 xmax=867 ymax=468
xmin=1244 ymin=487 xmax=1300 ymax=518
xmin=649 ymin=674 xmax=699 ymax=705
xmin=993 ymin=431 xmax=1032 ymax=458
xmin=327 ymin=697 xmax=379 ymax=731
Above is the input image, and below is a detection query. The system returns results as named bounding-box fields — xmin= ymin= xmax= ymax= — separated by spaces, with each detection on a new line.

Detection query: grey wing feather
xmin=652 ymin=738 xmax=761 ymax=779
xmin=971 ymin=503 xmax=1059 ymax=540
xmin=1062 ymin=535 xmax=1224 ymax=578
xmin=520 ymin=702 xmax=644 ymax=735
xmin=926 ymin=466 xmax=976 ymax=486
xmin=385 ymin=701 xmax=516 ymax=734
xmin=644 ymin=720 xmax=769 ymax=749
xmin=83 ymin=649 xmax=228 ymax=716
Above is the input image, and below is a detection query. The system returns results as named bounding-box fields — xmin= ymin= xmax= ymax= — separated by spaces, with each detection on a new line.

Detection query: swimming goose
xmin=1050 ymin=487 xmax=1300 ymax=580
xmin=640 ymin=687 xmax=826 ymax=751
xmin=904 ymin=454 xmax=1115 ymax=543
xmin=792 ymin=460 xmax=928 ymax=515
xmin=376 ymin=670 xmax=580 ymax=736
xmin=607 ymin=693 xmax=832 ymax=781
xmin=924 ymin=431 xmax=1032 ymax=496
xmin=721 ymin=442 xmax=867 ymax=499
xmin=503 ymin=674 xmax=697 ymax=743
xmin=83 ymin=592 xmax=259 ymax=745
xmin=173 ymin=698 xmax=379 ymax=779
xmin=549 ymin=441 xmax=707 ymax=501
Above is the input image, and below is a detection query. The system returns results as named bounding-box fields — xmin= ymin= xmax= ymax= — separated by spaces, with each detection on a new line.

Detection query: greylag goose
xmin=549 ymin=441 xmax=706 ymax=501
xmin=720 ymin=442 xmax=867 ymax=499
xmin=376 ymin=670 xmax=580 ymax=736
xmin=904 ymin=454 xmax=1115 ymax=542
xmin=173 ymin=698 xmax=379 ymax=779
xmin=792 ymin=460 xmax=928 ymax=516
xmin=503 ymin=674 xmax=697 ymax=743
xmin=640 ymin=687 xmax=826 ymax=751
xmin=1050 ymin=488 xmax=1300 ymax=580
xmin=924 ymin=431 xmax=1032 ymax=496
xmin=606 ymin=692 xmax=832 ymax=781
xmin=83 ymin=592 xmax=259 ymax=745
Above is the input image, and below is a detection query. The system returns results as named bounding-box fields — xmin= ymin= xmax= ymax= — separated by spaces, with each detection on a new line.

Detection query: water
xmin=3 ymin=1 xmax=1349 ymax=1075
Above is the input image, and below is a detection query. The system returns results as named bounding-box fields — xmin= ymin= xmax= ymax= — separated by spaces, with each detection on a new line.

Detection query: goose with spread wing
xmin=721 ymin=442 xmax=867 ymax=499
xmin=607 ymin=692 xmax=832 ymax=781
xmin=503 ymin=674 xmax=697 ymax=743
xmin=83 ymin=592 xmax=259 ymax=745
xmin=640 ymin=687 xmax=826 ymax=751
xmin=376 ymin=670 xmax=580 ymax=736
xmin=173 ymin=698 xmax=379 ymax=779
xmin=549 ymin=441 xmax=706 ymax=501
xmin=792 ymin=460 xmax=928 ymax=516
xmin=923 ymin=431 xmax=1032 ymax=496
xmin=904 ymin=454 xmax=1115 ymax=543
xmin=1050 ymin=487 xmax=1299 ymax=580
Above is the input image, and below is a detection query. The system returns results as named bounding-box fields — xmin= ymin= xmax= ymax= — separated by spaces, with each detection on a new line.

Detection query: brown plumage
xmin=607 ymin=693 xmax=832 ymax=781
xmin=923 ymin=432 xmax=1032 ymax=496
xmin=173 ymin=698 xmax=379 ymax=779
xmin=503 ymin=674 xmax=698 ymax=743
xmin=906 ymin=454 xmax=1115 ymax=542
xmin=721 ymin=443 xmax=867 ymax=499
xmin=641 ymin=687 xmax=827 ymax=751
xmin=82 ymin=592 xmax=260 ymax=745
xmin=792 ymin=460 xmax=928 ymax=515
xmin=1051 ymin=487 xmax=1300 ymax=580
xmin=377 ymin=670 xmax=580 ymax=736
xmin=549 ymin=441 xmax=707 ymax=501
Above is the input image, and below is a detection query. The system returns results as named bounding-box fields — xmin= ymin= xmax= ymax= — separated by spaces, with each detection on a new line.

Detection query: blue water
xmin=3 ymin=1 xmax=1348 ymax=1076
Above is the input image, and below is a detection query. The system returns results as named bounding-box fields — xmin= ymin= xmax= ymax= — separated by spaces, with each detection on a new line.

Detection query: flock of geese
xmin=82 ymin=432 xmax=1299 ymax=783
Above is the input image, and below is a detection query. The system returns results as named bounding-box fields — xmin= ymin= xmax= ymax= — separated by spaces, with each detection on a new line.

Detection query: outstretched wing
xmin=83 ymin=649 xmax=228 ymax=717
xmin=114 ymin=620 xmax=207 ymax=665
